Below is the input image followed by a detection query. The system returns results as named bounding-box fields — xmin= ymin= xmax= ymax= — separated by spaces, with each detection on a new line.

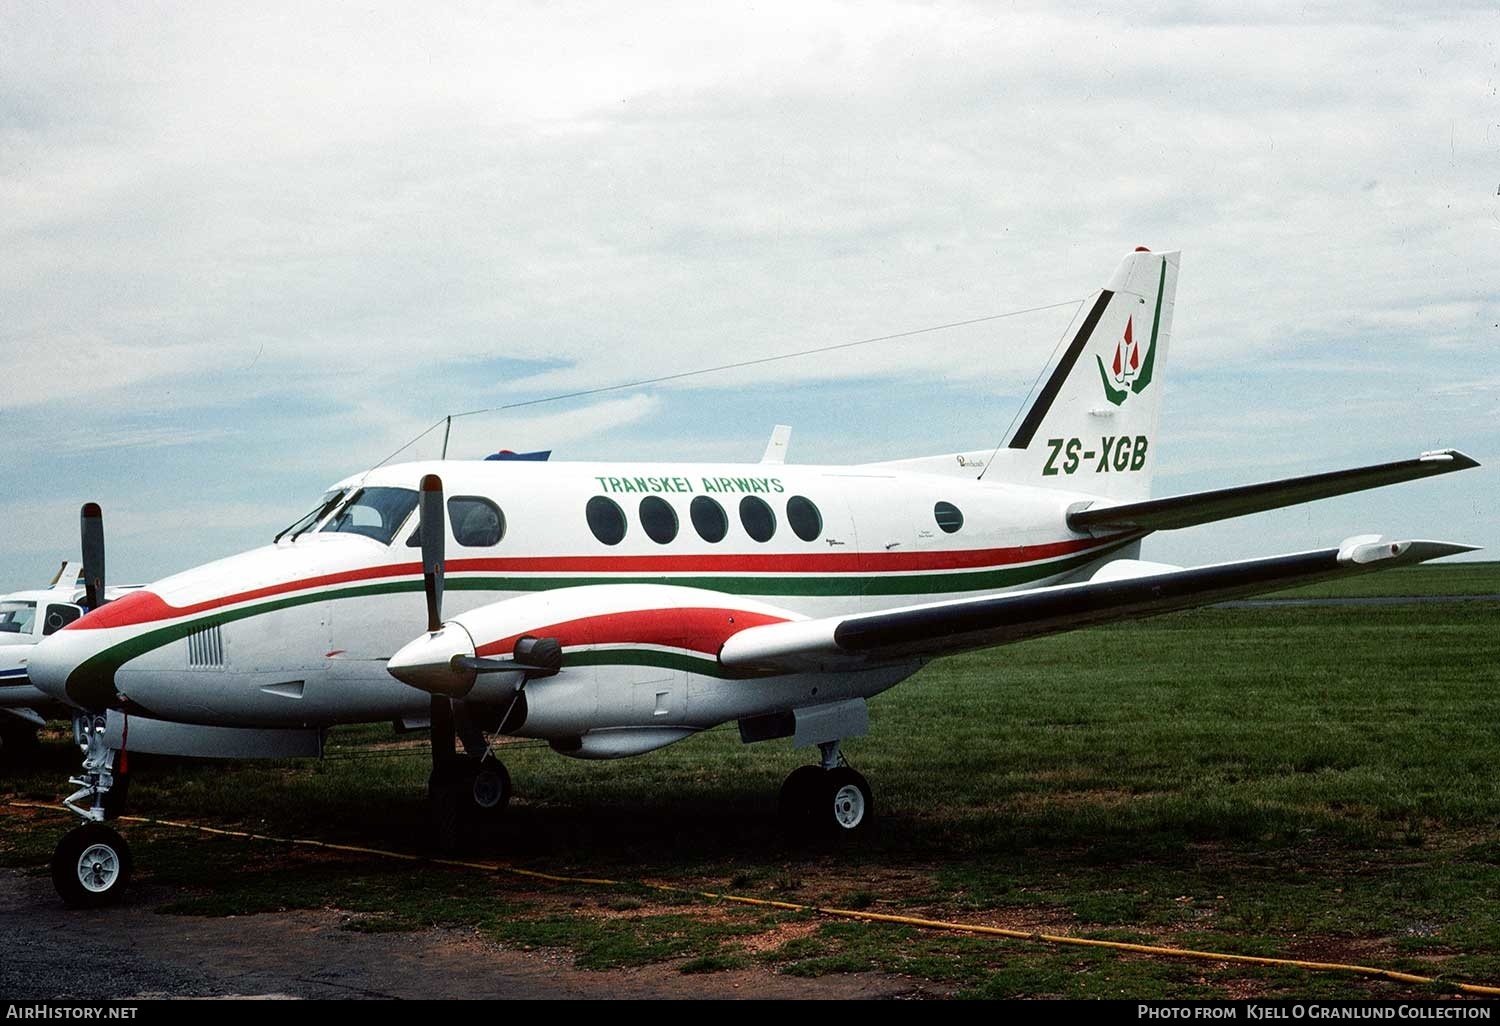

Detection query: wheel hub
xmin=832 ymin=784 xmax=865 ymax=828
xmin=77 ymin=844 xmax=119 ymax=892
xmin=473 ymin=770 xmax=505 ymax=809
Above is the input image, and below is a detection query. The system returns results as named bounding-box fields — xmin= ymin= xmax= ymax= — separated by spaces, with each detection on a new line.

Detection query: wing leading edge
xmin=717 ymin=536 xmax=1477 ymax=675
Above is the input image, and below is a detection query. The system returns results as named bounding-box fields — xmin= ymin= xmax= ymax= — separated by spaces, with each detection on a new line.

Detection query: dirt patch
xmin=0 ymin=868 xmax=933 ymax=1000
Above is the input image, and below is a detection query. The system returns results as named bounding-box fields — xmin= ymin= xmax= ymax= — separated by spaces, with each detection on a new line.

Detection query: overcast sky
xmin=2 ymin=2 xmax=1496 ymax=588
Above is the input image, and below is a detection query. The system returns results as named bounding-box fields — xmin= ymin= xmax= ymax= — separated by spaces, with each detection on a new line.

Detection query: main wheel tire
xmin=778 ymin=765 xmax=825 ymax=831
xmin=815 ymin=767 xmax=874 ymax=838
xmin=469 ymin=754 xmax=512 ymax=815
xmin=51 ymin=823 xmax=133 ymax=909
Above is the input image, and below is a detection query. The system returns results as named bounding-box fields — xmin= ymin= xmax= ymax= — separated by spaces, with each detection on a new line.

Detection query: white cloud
xmin=1 ymin=2 xmax=1495 ymax=582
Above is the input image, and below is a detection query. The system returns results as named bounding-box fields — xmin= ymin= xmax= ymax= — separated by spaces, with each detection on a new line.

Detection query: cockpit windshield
xmin=319 ymin=487 xmax=420 ymax=545
xmin=275 ymin=490 xmax=346 ymax=544
xmin=0 ymin=600 xmax=37 ymax=641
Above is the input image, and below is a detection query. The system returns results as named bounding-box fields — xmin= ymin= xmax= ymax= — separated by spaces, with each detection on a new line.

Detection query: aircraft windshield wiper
xmin=275 ymin=490 xmax=346 ymax=544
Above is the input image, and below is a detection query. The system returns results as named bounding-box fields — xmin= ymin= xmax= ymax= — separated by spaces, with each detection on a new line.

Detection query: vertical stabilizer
xmin=985 ymin=249 xmax=1179 ymax=501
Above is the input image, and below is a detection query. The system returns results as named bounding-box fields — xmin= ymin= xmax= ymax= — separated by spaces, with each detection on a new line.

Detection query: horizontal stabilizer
xmin=718 ymin=536 xmax=1477 ymax=674
xmin=1067 ymin=450 xmax=1480 ymax=534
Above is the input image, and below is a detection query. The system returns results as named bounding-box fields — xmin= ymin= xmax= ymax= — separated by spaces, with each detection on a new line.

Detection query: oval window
xmin=639 ymin=496 xmax=679 ymax=545
xmin=786 ymin=495 xmax=822 ymax=542
xmin=449 ymin=496 xmax=505 ymax=547
xmin=934 ymin=501 xmax=964 ymax=534
xmin=586 ymin=496 xmax=627 ymax=546
xmin=739 ymin=495 xmax=776 ymax=543
xmin=691 ymin=496 xmax=728 ymax=543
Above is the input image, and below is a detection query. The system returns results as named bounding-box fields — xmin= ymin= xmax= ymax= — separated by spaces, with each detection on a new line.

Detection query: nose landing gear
xmin=51 ymin=712 xmax=132 ymax=907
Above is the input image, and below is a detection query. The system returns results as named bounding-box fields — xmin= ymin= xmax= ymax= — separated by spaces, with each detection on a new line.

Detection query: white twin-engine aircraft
xmin=27 ymin=248 xmax=1479 ymax=907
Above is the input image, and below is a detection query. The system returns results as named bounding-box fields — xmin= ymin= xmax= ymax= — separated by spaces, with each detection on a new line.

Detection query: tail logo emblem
xmin=1096 ymin=259 xmax=1167 ymax=406
xmin=1112 ymin=318 xmax=1141 ymax=387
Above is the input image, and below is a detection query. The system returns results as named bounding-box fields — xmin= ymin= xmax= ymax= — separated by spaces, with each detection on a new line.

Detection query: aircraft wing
xmin=1066 ymin=450 xmax=1478 ymax=534
xmin=717 ymin=536 xmax=1476 ymax=674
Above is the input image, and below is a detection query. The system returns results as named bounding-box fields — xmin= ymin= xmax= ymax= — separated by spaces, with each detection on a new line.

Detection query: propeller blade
xmin=419 ymin=474 xmax=445 ymax=633
xmin=80 ymin=503 xmax=106 ymax=611
xmin=430 ymin=693 xmax=455 ymax=770
xmin=453 ymin=654 xmax=559 ymax=678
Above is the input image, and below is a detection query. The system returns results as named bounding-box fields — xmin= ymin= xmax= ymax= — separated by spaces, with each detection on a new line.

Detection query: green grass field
xmin=3 ymin=565 xmax=1497 ymax=998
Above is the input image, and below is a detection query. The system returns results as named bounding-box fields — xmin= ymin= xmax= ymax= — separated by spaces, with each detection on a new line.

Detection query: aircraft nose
xmin=29 ymin=628 xmax=116 ymax=709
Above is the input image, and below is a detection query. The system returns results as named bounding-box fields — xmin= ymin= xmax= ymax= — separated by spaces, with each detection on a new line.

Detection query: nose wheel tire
xmin=52 ymin=823 xmax=133 ymax=909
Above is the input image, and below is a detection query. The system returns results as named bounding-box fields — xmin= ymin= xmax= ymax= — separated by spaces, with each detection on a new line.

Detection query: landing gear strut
xmin=427 ymin=696 xmax=512 ymax=852
xmin=52 ymin=712 xmax=132 ymax=907
xmin=778 ymin=740 xmax=875 ymax=839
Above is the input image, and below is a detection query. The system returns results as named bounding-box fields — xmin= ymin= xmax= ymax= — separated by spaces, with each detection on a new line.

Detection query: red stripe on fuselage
xmin=474 ymin=607 xmax=791 ymax=658
xmin=65 ymin=536 xmax=1117 ymax=631
xmin=66 ymin=560 xmax=416 ymax=630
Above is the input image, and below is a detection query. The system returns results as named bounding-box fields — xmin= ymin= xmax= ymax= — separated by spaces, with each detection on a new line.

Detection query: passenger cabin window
xmin=0 ymin=601 xmax=37 ymax=639
xmin=739 ymin=496 xmax=776 ymax=543
xmin=786 ymin=496 xmax=822 ymax=542
xmin=586 ymin=496 xmax=627 ymax=546
xmin=690 ymin=496 xmax=728 ymax=543
xmin=43 ymin=604 xmax=82 ymax=636
xmin=934 ymin=501 xmax=964 ymax=534
xmin=639 ymin=496 xmax=678 ymax=545
xmin=447 ymin=496 xmax=505 ymax=547
xmin=320 ymin=487 xmax=420 ymax=545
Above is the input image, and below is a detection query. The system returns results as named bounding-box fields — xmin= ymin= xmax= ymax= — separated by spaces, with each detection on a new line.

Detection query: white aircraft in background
xmin=27 ymin=248 xmax=1479 ymax=907
xmin=0 ymin=563 xmax=147 ymax=762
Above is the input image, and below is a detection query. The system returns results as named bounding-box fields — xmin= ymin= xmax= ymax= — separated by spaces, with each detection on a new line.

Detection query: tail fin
xmin=984 ymin=248 xmax=1179 ymax=501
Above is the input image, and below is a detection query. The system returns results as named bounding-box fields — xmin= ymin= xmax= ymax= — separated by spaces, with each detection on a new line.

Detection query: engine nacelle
xmin=443 ymin=584 xmax=804 ymax=738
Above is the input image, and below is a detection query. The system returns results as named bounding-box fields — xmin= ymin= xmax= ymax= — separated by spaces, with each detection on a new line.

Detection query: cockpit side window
xmin=319 ymin=487 xmax=421 ymax=545
xmin=0 ymin=601 xmax=37 ymax=639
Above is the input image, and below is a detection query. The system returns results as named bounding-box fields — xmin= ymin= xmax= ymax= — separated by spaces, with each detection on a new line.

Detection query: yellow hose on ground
xmin=8 ymin=800 xmax=1498 ymax=997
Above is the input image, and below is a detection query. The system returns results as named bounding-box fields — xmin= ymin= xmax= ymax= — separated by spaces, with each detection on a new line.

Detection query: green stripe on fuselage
xmin=63 ymin=539 xmax=1133 ymax=706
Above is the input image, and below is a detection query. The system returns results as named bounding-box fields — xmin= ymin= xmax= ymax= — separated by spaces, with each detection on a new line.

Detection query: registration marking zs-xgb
xmin=1042 ymin=435 xmax=1149 ymax=476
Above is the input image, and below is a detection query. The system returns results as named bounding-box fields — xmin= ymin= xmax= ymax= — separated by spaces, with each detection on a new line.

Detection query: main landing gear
xmin=51 ymin=712 xmax=133 ymax=908
xmin=778 ymin=740 xmax=874 ymax=839
xmin=426 ymin=696 xmax=513 ymax=852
